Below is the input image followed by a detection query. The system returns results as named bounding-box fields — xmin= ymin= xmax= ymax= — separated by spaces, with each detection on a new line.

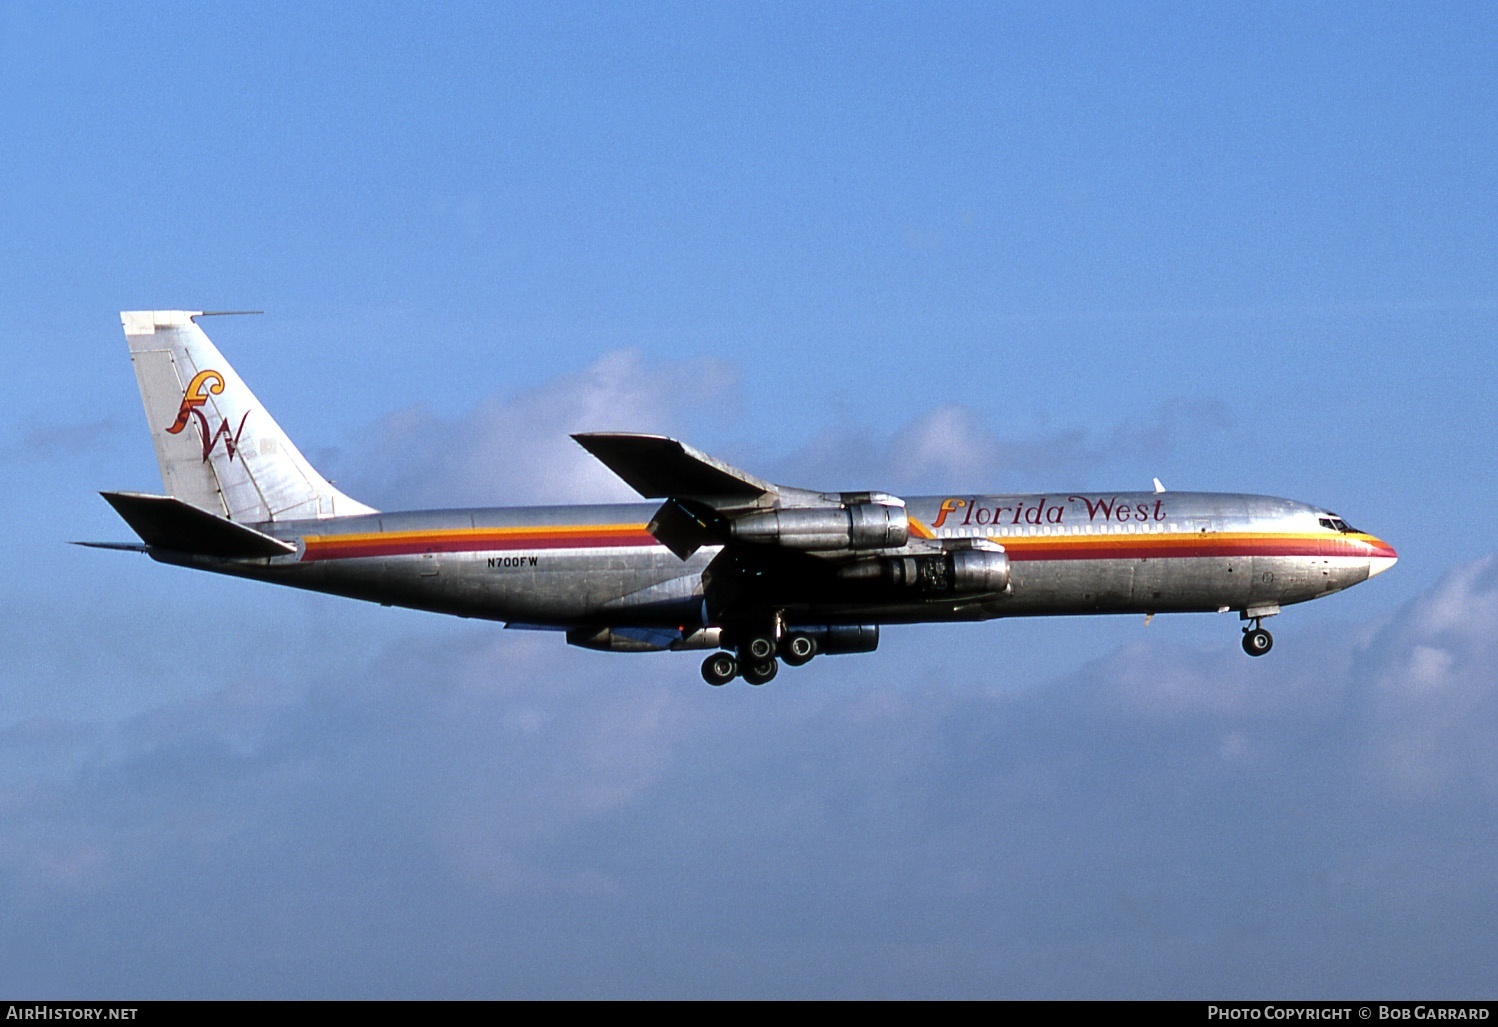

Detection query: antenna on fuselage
xmin=1153 ymin=478 xmax=1167 ymax=493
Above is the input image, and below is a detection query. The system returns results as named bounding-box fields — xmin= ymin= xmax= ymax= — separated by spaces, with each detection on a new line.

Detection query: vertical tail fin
xmin=121 ymin=310 xmax=376 ymax=522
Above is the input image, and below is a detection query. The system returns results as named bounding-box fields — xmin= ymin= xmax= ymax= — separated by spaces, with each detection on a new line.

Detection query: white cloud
xmin=1359 ymin=556 xmax=1498 ymax=800
xmin=1402 ymin=554 xmax=1498 ymax=647
xmin=322 ymin=345 xmax=1233 ymax=509
xmin=338 ymin=348 xmax=737 ymax=508
xmin=768 ymin=397 xmax=1234 ymax=494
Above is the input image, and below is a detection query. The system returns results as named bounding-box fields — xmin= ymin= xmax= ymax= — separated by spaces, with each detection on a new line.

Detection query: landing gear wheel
xmin=1242 ymin=628 xmax=1273 ymax=657
xmin=743 ymin=634 xmax=777 ymax=661
xmin=742 ymin=659 xmax=779 ymax=686
xmin=782 ymin=633 xmax=816 ymax=667
xmin=702 ymin=652 xmax=738 ymax=686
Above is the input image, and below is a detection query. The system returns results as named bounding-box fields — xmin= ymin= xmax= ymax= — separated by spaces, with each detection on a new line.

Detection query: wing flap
xmin=100 ymin=491 xmax=297 ymax=558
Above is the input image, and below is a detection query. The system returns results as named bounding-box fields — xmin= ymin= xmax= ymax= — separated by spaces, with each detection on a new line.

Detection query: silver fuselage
xmin=152 ymin=490 xmax=1398 ymax=632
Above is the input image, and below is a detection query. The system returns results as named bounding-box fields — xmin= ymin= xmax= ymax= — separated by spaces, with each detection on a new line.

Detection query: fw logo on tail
xmin=165 ymin=368 xmax=248 ymax=463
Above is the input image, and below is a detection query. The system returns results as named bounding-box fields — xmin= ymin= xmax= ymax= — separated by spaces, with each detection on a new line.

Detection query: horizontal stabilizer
xmin=100 ymin=491 xmax=296 ymax=558
xmin=572 ymin=433 xmax=775 ymax=500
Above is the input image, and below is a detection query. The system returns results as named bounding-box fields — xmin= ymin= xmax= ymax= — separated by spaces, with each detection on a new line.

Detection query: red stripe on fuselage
xmin=1002 ymin=535 xmax=1375 ymax=562
xmin=298 ymin=525 xmax=1389 ymax=565
xmin=300 ymin=526 xmax=658 ymax=561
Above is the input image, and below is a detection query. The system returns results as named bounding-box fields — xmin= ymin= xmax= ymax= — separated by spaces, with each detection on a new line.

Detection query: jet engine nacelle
xmin=731 ymin=503 xmax=909 ymax=551
xmin=838 ymin=549 xmax=1010 ymax=594
xmin=948 ymin=549 xmax=1011 ymax=593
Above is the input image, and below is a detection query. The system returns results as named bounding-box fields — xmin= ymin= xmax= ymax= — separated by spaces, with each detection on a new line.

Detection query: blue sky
xmin=2 ymin=1 xmax=1495 ymax=998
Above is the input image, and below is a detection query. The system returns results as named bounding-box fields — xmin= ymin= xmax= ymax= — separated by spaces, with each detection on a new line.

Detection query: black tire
xmin=702 ymin=652 xmax=738 ymax=686
xmin=1242 ymin=628 xmax=1273 ymax=657
xmin=782 ymin=633 xmax=816 ymax=667
xmin=743 ymin=634 xmax=777 ymax=661
xmin=742 ymin=659 xmax=779 ymax=686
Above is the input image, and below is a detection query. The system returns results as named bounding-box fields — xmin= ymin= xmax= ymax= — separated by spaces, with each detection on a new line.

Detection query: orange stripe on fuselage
xmin=963 ymin=531 xmax=1386 ymax=562
xmin=299 ymin=521 xmax=1391 ymax=565
xmin=300 ymin=523 xmax=657 ymax=561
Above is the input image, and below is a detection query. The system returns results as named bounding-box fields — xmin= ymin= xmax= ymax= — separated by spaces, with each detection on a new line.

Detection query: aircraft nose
xmin=1367 ymin=537 xmax=1398 ymax=578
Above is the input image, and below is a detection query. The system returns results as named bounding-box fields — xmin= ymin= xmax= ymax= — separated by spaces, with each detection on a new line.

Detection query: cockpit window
xmin=1318 ymin=516 xmax=1360 ymax=534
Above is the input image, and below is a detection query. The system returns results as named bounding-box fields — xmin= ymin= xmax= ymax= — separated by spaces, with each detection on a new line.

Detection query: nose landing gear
xmin=1238 ymin=605 xmax=1279 ymax=657
xmin=1241 ymin=623 xmax=1273 ymax=656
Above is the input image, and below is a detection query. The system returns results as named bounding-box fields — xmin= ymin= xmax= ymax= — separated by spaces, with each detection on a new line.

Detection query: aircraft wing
xmin=571 ymin=433 xmax=777 ymax=501
xmin=575 ymin=432 xmax=925 ymax=562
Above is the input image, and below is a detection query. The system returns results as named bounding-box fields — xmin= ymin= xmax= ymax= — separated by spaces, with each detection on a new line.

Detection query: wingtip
xmin=572 ymin=431 xmax=673 ymax=442
xmin=70 ymin=540 xmax=150 ymax=552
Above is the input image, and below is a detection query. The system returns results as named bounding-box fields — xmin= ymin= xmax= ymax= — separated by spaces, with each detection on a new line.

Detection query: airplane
xmin=87 ymin=310 xmax=1398 ymax=686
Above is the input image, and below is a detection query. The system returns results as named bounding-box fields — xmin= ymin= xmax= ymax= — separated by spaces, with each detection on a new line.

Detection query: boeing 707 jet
xmin=89 ymin=311 xmax=1398 ymax=685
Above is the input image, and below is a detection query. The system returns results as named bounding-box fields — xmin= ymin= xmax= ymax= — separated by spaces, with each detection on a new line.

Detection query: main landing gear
xmin=699 ymin=628 xmax=819 ymax=686
xmin=702 ymin=651 xmax=779 ymax=686
xmin=742 ymin=658 xmax=778 ymax=686
xmin=701 ymin=651 xmax=739 ymax=686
